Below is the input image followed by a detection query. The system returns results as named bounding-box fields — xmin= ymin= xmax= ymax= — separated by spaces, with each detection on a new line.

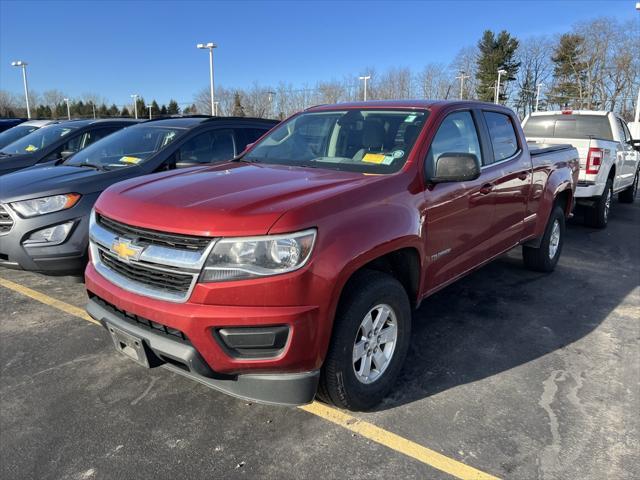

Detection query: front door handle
xmin=479 ymin=183 xmax=494 ymax=195
xmin=517 ymin=172 xmax=528 ymax=181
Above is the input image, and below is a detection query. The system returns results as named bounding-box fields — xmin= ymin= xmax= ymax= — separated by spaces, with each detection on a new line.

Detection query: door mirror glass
xmin=430 ymin=153 xmax=481 ymax=183
xmin=630 ymin=139 xmax=640 ymax=152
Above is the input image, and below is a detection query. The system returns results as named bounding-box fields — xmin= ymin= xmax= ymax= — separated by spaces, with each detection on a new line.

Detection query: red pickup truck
xmin=85 ymin=101 xmax=579 ymax=410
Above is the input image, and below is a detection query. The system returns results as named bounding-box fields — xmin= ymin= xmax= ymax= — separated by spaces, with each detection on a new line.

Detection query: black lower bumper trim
xmin=86 ymin=296 xmax=319 ymax=406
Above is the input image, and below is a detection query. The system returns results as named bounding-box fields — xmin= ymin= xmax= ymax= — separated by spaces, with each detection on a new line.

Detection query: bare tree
xmin=514 ymin=36 xmax=553 ymax=116
xmin=417 ymin=63 xmax=450 ymax=100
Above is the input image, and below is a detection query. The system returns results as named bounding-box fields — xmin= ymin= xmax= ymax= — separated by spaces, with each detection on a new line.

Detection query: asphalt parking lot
xmin=1 ymin=201 xmax=638 ymax=480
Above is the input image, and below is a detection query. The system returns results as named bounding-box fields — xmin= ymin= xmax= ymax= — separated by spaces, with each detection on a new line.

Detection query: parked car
xmin=0 ymin=118 xmax=27 ymax=133
xmin=84 ymin=100 xmax=579 ymax=409
xmin=0 ymin=118 xmax=139 ymax=176
xmin=0 ymin=116 xmax=277 ymax=275
xmin=523 ymin=110 xmax=640 ymax=227
xmin=0 ymin=119 xmax=62 ymax=149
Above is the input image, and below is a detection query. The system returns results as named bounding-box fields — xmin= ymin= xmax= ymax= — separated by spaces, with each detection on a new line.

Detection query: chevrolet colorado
xmin=86 ymin=101 xmax=579 ymax=410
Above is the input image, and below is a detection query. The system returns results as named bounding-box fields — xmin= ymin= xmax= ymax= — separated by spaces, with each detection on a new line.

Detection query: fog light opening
xmin=23 ymin=221 xmax=74 ymax=246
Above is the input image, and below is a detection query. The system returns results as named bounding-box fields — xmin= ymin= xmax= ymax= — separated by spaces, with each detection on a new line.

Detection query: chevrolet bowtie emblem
xmin=111 ymin=238 xmax=143 ymax=262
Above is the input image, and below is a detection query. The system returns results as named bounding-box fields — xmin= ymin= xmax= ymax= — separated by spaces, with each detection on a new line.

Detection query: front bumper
xmin=86 ymin=293 xmax=320 ymax=406
xmin=0 ymin=195 xmax=96 ymax=274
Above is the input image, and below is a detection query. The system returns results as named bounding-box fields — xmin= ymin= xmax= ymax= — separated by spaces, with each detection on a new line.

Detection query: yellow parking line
xmin=0 ymin=276 xmax=500 ymax=480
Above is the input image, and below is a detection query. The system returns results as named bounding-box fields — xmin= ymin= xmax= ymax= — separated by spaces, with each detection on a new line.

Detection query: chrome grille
xmin=0 ymin=205 xmax=14 ymax=235
xmin=89 ymin=211 xmax=213 ymax=303
xmin=96 ymin=214 xmax=210 ymax=251
xmin=98 ymin=248 xmax=193 ymax=295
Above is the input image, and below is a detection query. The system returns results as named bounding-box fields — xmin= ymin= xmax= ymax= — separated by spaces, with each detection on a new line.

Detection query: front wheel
xmin=522 ymin=205 xmax=565 ymax=272
xmin=618 ymin=167 xmax=638 ymax=204
xmin=318 ymin=270 xmax=411 ymax=411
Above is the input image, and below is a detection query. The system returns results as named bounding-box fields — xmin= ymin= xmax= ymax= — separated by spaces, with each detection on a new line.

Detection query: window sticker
xmin=392 ymin=149 xmax=404 ymax=159
xmin=25 ymin=144 xmax=38 ymax=152
xmin=362 ymin=153 xmax=386 ymax=164
xmin=120 ymin=156 xmax=142 ymax=164
xmin=405 ymin=114 xmax=417 ymax=122
xmin=60 ymin=128 xmax=72 ymax=137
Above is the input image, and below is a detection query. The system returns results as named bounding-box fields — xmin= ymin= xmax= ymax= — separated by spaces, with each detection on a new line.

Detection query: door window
xmin=81 ymin=127 xmax=120 ymax=149
xmin=177 ymin=129 xmax=236 ymax=166
xmin=427 ymin=111 xmax=482 ymax=166
xmin=618 ymin=118 xmax=631 ymax=143
xmin=483 ymin=111 xmax=519 ymax=162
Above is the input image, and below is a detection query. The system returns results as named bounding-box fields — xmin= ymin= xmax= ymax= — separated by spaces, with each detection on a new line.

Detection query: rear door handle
xmin=479 ymin=184 xmax=494 ymax=195
xmin=517 ymin=172 xmax=528 ymax=181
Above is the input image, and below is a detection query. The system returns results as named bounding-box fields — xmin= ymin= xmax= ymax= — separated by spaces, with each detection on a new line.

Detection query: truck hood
xmin=0 ymin=164 xmax=133 ymax=202
xmin=97 ymin=162 xmax=371 ymax=237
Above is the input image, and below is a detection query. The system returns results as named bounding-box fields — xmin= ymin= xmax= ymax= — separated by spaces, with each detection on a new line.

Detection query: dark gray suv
xmin=0 ymin=116 xmax=277 ymax=275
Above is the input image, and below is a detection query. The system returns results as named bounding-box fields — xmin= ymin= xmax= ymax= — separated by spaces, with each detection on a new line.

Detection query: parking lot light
xmin=535 ymin=83 xmax=545 ymax=112
xmin=11 ymin=60 xmax=31 ymax=119
xmin=197 ymin=42 xmax=218 ymax=116
xmin=495 ymin=69 xmax=507 ymax=104
xmin=358 ymin=75 xmax=371 ymax=102
xmin=130 ymin=94 xmax=139 ymax=119
xmin=63 ymin=97 xmax=71 ymax=120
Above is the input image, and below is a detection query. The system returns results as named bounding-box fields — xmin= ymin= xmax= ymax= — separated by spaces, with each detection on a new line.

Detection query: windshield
xmin=65 ymin=125 xmax=184 ymax=169
xmin=0 ymin=123 xmax=79 ymax=155
xmin=0 ymin=124 xmax=41 ymax=149
xmin=524 ymin=114 xmax=613 ymax=141
xmin=243 ymin=109 xmax=428 ymax=173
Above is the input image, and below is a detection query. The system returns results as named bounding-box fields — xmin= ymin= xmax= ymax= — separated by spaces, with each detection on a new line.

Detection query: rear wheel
xmin=318 ymin=270 xmax=411 ymax=411
xmin=584 ymin=178 xmax=612 ymax=228
xmin=523 ymin=205 xmax=565 ymax=272
xmin=618 ymin=167 xmax=638 ymax=204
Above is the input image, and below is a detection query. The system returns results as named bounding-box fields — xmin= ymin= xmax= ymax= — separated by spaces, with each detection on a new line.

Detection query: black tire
xmin=317 ymin=269 xmax=411 ymax=411
xmin=618 ymin=167 xmax=638 ymax=204
xmin=584 ymin=178 xmax=612 ymax=228
xmin=522 ymin=205 xmax=565 ymax=273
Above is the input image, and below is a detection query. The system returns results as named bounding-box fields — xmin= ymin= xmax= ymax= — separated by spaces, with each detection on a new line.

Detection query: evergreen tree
xmin=107 ymin=104 xmax=119 ymax=117
xmin=160 ymin=105 xmax=168 ymax=115
xmin=151 ymin=100 xmax=160 ymax=116
xmin=121 ymin=107 xmax=131 ymax=117
xmin=167 ymin=99 xmax=180 ymax=115
xmin=548 ymin=34 xmax=586 ymax=109
xmin=136 ymin=97 xmax=147 ymax=118
xmin=475 ymin=30 xmax=520 ymax=102
xmin=232 ymin=92 xmax=245 ymax=117
xmin=98 ymin=104 xmax=109 ymax=117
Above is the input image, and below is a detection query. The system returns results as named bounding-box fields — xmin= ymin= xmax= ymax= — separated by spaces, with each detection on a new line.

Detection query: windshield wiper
xmin=73 ymin=162 xmax=106 ymax=171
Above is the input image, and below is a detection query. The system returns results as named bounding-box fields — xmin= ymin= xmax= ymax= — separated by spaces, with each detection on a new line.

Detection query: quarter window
xmin=428 ymin=111 xmax=482 ymax=166
xmin=483 ymin=111 xmax=518 ymax=162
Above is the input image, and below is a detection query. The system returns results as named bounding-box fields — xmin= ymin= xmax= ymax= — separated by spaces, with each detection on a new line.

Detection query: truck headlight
xmin=201 ymin=229 xmax=316 ymax=282
xmin=11 ymin=193 xmax=81 ymax=218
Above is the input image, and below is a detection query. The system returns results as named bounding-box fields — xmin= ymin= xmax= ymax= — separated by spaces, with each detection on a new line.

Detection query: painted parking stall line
xmin=0 ymin=276 xmax=500 ymax=480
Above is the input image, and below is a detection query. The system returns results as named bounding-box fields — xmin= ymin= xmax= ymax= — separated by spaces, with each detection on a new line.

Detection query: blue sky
xmin=0 ymin=0 xmax=637 ymax=106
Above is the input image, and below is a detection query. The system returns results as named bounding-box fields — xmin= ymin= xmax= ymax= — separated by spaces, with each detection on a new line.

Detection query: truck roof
xmin=305 ymin=99 xmax=509 ymax=112
xmin=56 ymin=118 xmax=141 ymax=127
xmin=529 ymin=110 xmax=610 ymax=117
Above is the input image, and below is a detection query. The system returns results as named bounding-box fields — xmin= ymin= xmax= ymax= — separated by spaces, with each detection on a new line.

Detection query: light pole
xmin=11 ymin=60 xmax=31 ymax=119
xmin=495 ymin=69 xmax=507 ymax=104
xmin=63 ymin=98 xmax=71 ymax=120
xmin=197 ymin=42 xmax=217 ymax=116
xmin=455 ymin=71 xmax=470 ymax=99
xmin=267 ymin=91 xmax=275 ymax=118
xmin=359 ymin=75 xmax=371 ymax=101
xmin=130 ymin=94 xmax=139 ymax=119
xmin=91 ymin=103 xmax=96 ymax=119
xmin=147 ymin=104 xmax=153 ymax=120
xmin=535 ymin=83 xmax=545 ymax=112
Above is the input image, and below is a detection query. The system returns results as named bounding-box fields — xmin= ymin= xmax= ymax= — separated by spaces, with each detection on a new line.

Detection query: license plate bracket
xmin=107 ymin=324 xmax=150 ymax=368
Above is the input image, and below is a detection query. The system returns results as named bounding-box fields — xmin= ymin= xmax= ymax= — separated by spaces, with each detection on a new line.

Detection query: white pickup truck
xmin=523 ymin=110 xmax=640 ymax=228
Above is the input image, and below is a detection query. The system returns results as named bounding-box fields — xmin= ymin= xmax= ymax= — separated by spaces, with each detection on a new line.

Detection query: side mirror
xmin=238 ymin=142 xmax=254 ymax=156
xmin=429 ymin=153 xmax=481 ymax=183
xmin=629 ymin=139 xmax=640 ymax=152
xmin=60 ymin=150 xmax=75 ymax=160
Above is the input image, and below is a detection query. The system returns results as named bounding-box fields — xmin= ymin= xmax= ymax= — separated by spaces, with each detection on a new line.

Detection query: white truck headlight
xmin=11 ymin=193 xmax=81 ymax=218
xmin=201 ymin=229 xmax=316 ymax=282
